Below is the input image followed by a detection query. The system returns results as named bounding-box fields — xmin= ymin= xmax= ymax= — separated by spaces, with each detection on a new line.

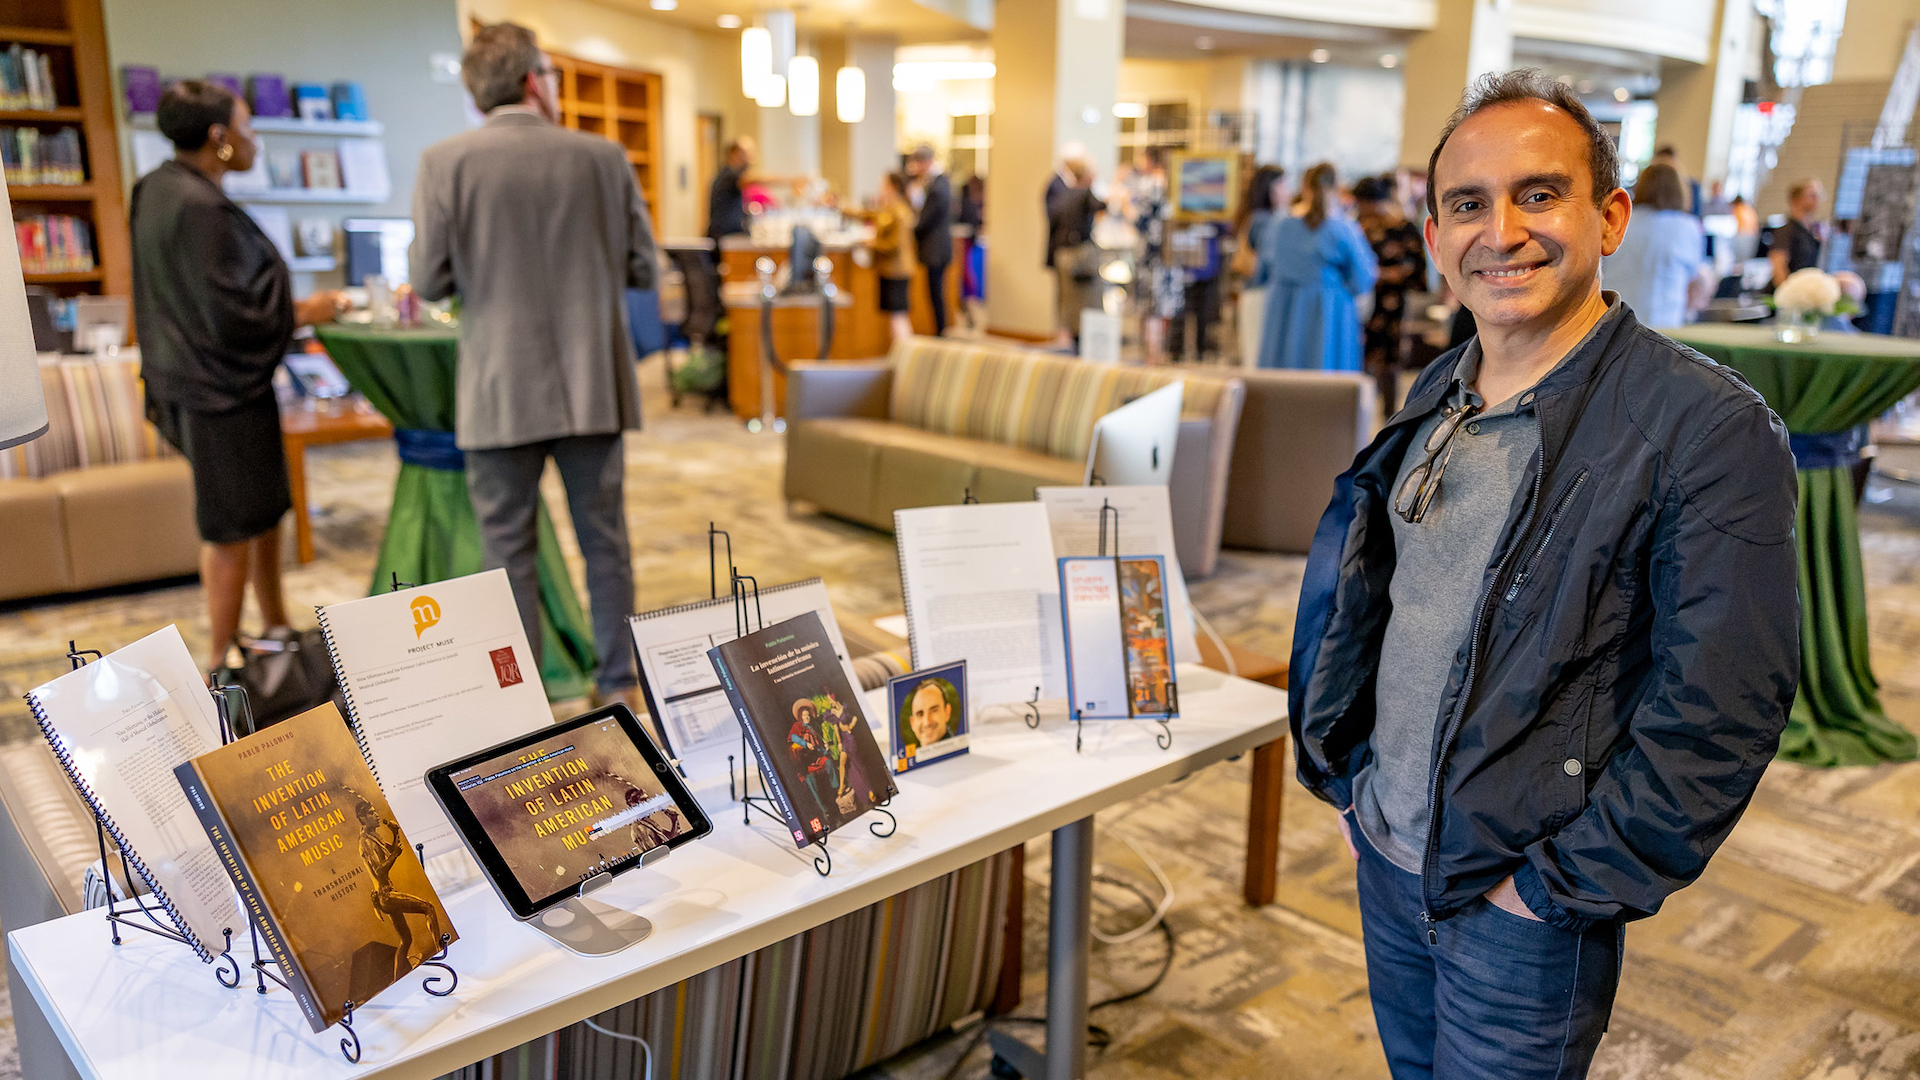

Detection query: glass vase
xmin=1775 ymin=310 xmax=1821 ymax=343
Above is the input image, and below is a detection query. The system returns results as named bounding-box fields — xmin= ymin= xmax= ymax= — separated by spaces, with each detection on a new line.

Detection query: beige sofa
xmin=0 ymin=356 xmax=200 ymax=602
xmin=784 ymin=337 xmax=1246 ymax=576
xmin=1219 ymin=368 xmax=1377 ymax=554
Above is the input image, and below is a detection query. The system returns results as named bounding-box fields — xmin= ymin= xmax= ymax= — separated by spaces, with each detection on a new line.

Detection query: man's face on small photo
xmin=1426 ymin=101 xmax=1628 ymax=334
xmin=909 ymin=682 xmax=951 ymax=747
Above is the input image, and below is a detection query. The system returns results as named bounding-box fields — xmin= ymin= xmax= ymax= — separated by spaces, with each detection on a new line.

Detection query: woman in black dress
xmin=132 ymin=80 xmax=347 ymax=676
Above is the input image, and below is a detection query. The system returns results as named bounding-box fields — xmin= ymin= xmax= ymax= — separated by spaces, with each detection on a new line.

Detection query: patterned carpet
xmin=5 ymin=357 xmax=1920 ymax=1079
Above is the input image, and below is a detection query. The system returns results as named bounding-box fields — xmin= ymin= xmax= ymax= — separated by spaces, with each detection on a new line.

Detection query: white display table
xmin=8 ymin=666 xmax=1288 ymax=1080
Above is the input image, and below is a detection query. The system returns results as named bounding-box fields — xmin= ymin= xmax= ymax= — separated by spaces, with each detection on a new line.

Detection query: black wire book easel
xmin=707 ymin=524 xmax=896 ymax=876
xmin=1063 ymin=501 xmax=1176 ymax=753
xmin=62 ymin=642 xmax=241 ymax=988
xmin=62 ymin=637 xmax=459 ymax=1065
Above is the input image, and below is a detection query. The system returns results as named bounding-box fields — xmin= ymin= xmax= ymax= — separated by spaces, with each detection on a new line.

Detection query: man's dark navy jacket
xmin=1289 ymin=302 xmax=1800 ymax=932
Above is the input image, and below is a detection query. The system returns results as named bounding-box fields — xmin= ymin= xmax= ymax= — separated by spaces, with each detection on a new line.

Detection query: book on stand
xmin=709 ymin=610 xmax=896 ymax=846
xmin=176 ymin=701 xmax=458 ymax=1033
xmin=1058 ymin=555 xmax=1178 ymax=721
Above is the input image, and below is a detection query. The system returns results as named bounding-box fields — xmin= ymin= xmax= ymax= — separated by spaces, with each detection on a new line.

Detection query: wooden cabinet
xmin=550 ymin=50 xmax=663 ymax=231
xmin=0 ymin=0 xmax=130 ymax=299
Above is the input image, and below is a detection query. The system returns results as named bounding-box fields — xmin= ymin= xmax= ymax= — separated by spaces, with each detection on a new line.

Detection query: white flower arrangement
xmin=1769 ymin=268 xmax=1859 ymax=341
xmin=1773 ymin=268 xmax=1845 ymax=318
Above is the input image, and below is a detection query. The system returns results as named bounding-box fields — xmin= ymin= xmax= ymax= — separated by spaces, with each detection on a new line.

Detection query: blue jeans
xmin=1353 ymin=815 xmax=1624 ymax=1079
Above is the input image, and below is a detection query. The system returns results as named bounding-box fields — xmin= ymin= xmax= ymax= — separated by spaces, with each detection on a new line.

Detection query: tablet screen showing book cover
xmin=1119 ymin=556 xmax=1176 ymax=717
xmin=711 ymin=611 xmax=897 ymax=846
xmin=443 ymin=714 xmax=692 ymax=904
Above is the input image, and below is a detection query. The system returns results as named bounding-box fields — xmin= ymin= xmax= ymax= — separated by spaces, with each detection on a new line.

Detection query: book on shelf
xmin=206 ymin=72 xmax=242 ymax=98
xmin=301 ymin=148 xmax=342 ymax=190
xmin=248 ymin=73 xmax=290 ymax=119
xmin=291 ymin=83 xmax=332 ymax=122
xmin=0 ymin=125 xmax=86 ymax=186
xmin=24 ymin=626 xmax=240 ymax=961
xmin=266 ymin=148 xmax=302 ymax=190
xmin=338 ymin=139 xmax=389 ymax=198
xmin=708 ymin=610 xmax=897 ymax=847
xmin=122 ymin=64 xmax=161 ymax=114
xmin=176 ymin=701 xmax=459 ymax=1033
xmin=331 ymin=81 xmax=368 ymax=121
xmin=1 ymin=44 xmax=58 ymax=112
xmin=15 ymin=213 xmax=96 ymax=275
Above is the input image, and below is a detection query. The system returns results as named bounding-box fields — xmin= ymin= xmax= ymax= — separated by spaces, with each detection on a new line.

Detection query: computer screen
xmin=341 ymin=218 xmax=415 ymax=286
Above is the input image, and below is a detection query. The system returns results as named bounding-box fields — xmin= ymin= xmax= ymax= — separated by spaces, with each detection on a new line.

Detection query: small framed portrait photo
xmin=888 ymin=660 xmax=969 ymax=773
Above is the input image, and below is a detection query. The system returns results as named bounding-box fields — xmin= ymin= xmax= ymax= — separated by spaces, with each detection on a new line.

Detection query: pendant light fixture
xmin=835 ymin=64 xmax=865 ymax=123
xmin=740 ymin=25 xmax=772 ymax=99
xmin=788 ymin=54 xmax=819 ymax=116
xmin=756 ymin=71 xmax=787 ymax=108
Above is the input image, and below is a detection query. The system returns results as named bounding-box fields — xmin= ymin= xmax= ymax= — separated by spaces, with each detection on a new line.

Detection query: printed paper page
xmin=317 ymin=569 xmax=550 ymax=857
xmin=28 ymin=625 xmax=238 ymax=952
xmin=1060 ymin=558 xmax=1129 ymax=717
xmin=894 ymin=502 xmax=1066 ymax=710
xmin=629 ymin=579 xmax=865 ymax=761
xmin=1036 ymin=485 xmax=1201 ymax=665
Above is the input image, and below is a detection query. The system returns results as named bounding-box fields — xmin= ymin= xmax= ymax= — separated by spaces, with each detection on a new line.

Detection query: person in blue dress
xmin=1252 ymin=162 xmax=1377 ymax=370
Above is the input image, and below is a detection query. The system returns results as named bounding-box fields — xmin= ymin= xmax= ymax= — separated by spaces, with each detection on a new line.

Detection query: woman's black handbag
xmin=214 ymin=629 xmax=344 ymax=736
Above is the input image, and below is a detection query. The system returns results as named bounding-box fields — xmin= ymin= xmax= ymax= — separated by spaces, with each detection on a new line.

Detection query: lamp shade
xmin=740 ymin=27 xmax=772 ymax=99
xmin=0 ymin=190 xmax=45 ymax=450
xmin=835 ymin=65 xmax=865 ymax=124
xmin=755 ymin=71 xmax=786 ymax=108
xmin=788 ymin=55 xmax=819 ymax=116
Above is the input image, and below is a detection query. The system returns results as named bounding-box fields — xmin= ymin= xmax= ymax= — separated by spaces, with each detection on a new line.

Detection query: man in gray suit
xmin=412 ymin=22 xmax=656 ymax=701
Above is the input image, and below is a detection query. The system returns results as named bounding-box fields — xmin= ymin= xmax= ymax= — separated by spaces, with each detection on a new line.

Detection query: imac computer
xmin=1084 ymin=380 xmax=1183 ymax=486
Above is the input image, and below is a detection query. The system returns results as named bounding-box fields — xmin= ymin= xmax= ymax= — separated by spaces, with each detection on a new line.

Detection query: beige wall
xmin=985 ymin=0 xmax=1125 ymax=339
xmin=461 ymin=0 xmax=755 ymax=239
xmin=1118 ymin=57 xmax=1250 ymax=118
xmin=1509 ymin=0 xmax=1716 ymax=63
xmin=1833 ymin=0 xmax=1919 ymax=82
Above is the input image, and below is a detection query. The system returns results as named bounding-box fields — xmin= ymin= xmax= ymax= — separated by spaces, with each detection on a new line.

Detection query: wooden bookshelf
xmin=0 ymin=0 xmax=127 ymax=298
xmin=551 ymin=50 xmax=663 ymax=230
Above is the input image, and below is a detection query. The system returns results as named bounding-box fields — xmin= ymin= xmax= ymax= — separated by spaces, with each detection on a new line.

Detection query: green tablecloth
xmin=1669 ymin=324 xmax=1920 ymax=766
xmin=315 ymin=323 xmax=598 ymax=701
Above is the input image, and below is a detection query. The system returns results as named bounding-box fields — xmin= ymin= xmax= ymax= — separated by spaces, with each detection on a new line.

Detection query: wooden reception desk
xmin=717 ymin=238 xmax=959 ymax=420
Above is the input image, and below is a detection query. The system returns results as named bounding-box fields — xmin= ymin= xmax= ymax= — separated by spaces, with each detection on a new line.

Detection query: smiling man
xmin=1288 ymin=71 xmax=1801 ymax=1078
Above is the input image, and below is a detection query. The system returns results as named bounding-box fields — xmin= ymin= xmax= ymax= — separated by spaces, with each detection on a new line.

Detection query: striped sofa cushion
xmin=0 ymin=356 xmax=174 ymax=479
xmin=887 ymin=337 xmax=1225 ymax=462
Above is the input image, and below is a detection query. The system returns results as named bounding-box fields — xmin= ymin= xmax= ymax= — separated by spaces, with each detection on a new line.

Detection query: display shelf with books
xmin=0 ymin=104 xmax=79 ymax=120
xmin=0 ymin=0 xmax=129 ymax=301
xmin=128 ymin=112 xmax=384 ymax=138
xmin=229 ymin=188 xmax=384 ymax=204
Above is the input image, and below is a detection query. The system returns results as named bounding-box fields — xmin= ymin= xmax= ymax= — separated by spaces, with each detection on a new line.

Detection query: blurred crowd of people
xmin=1033 ymin=139 xmax=1864 ymax=410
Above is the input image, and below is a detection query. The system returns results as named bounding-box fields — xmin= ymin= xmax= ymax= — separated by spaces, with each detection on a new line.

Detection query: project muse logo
xmin=410 ymin=595 xmax=442 ymax=638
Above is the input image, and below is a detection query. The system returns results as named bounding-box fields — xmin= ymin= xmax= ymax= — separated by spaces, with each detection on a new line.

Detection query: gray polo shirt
xmin=1352 ymin=302 xmax=1624 ymax=874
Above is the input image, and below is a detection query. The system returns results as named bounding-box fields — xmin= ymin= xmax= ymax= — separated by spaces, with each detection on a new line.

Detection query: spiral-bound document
xmin=25 ymin=625 xmax=238 ymax=959
xmin=628 ymin=577 xmax=864 ymax=763
xmin=316 ymin=568 xmax=550 ymax=858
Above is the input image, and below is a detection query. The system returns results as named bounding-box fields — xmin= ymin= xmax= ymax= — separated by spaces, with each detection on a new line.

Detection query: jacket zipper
xmin=1503 ymin=469 xmax=1589 ymax=603
xmin=1418 ymin=428 xmax=1547 ymax=945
